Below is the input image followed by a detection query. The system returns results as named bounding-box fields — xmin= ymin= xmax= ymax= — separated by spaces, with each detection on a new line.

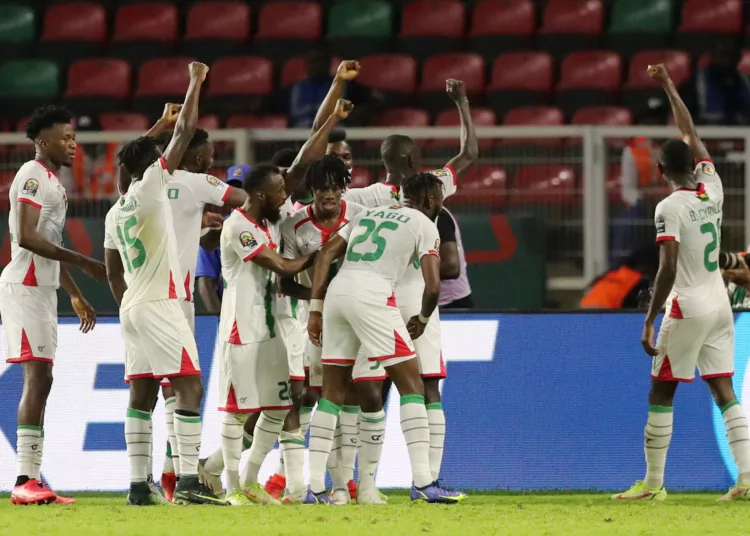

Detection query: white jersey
xmin=0 ymin=160 xmax=67 ymax=287
xmin=219 ymin=208 xmax=280 ymax=344
xmin=167 ymin=169 xmax=232 ymax=301
xmin=655 ymin=159 xmax=727 ymax=318
xmin=330 ymin=204 xmax=440 ymax=302
xmin=104 ymin=157 xmax=185 ymax=312
xmin=273 ymin=197 xmax=298 ymax=318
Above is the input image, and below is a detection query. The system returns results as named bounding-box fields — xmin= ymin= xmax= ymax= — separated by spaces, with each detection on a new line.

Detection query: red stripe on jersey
xmin=18 ymin=197 xmax=42 ymax=209
xmin=221 ymin=186 xmax=232 ymax=202
xmin=445 ymin=165 xmax=458 ymax=186
xmin=178 ymin=347 xmax=199 ymax=375
xmin=229 ymin=320 xmax=242 ymax=344
xmin=696 ymin=158 xmax=713 ymax=166
xmin=370 ymin=331 xmax=415 ymax=361
xmin=21 ymin=329 xmax=34 ymax=360
xmin=159 ymin=157 xmax=167 ymax=170
xmin=35 ymin=158 xmax=59 ymax=178
xmin=427 ymin=249 xmax=440 ymax=257
xmin=184 ymin=271 xmax=192 ymax=302
xmin=656 ymin=236 xmax=675 ymax=243
xmin=168 ymin=271 xmax=177 ymax=299
xmin=222 ymin=384 xmax=239 ymax=412
xmin=294 ymin=217 xmax=311 ymax=231
xmin=22 ymin=260 xmax=38 ymax=286
xmin=669 ymin=297 xmax=683 ymax=319
xmin=386 ymin=293 xmax=397 ymax=307
xmin=243 ymin=243 xmax=266 ymax=262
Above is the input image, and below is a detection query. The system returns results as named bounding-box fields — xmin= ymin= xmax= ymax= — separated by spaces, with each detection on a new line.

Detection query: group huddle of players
xmin=0 ymin=59 xmax=480 ymax=506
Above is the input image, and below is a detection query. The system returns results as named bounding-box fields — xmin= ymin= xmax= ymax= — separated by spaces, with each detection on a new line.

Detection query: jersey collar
xmin=35 ymin=158 xmax=59 ymax=179
xmin=236 ymin=207 xmax=268 ymax=230
xmin=676 ymin=182 xmax=708 ymax=200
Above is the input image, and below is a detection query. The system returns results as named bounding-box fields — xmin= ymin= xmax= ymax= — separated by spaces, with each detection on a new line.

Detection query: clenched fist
xmin=189 ymin=62 xmax=209 ymax=83
xmin=647 ymin=64 xmax=670 ymax=85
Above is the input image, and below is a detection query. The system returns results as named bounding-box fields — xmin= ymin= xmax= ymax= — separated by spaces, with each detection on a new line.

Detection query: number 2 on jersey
xmin=116 ymin=215 xmax=146 ymax=272
xmin=346 ymin=219 xmax=399 ymax=262
xmin=701 ymin=219 xmax=720 ymax=272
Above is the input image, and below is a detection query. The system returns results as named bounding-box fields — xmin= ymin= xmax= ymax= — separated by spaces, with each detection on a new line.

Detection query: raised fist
xmin=445 ymin=78 xmax=467 ymax=102
xmin=647 ymin=64 xmax=670 ymax=84
xmin=334 ymin=99 xmax=354 ymax=120
xmin=336 ymin=60 xmax=361 ymax=81
xmin=189 ymin=62 xmax=210 ymax=82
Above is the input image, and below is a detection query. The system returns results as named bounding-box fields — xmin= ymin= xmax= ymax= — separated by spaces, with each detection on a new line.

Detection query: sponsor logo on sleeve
xmin=701 ymin=162 xmax=716 ymax=176
xmin=239 ymin=231 xmax=257 ymax=250
xmin=432 ymin=168 xmax=447 ymax=177
xmin=656 ymin=214 xmax=666 ymax=234
xmin=21 ymin=178 xmax=39 ymax=196
xmin=206 ymin=176 xmax=223 ymax=188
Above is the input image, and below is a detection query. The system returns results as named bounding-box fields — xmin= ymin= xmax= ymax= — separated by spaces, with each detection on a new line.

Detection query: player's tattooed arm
xmin=444 ymin=79 xmax=479 ymax=178
xmin=163 ymin=62 xmax=209 ymax=174
xmin=60 ymin=265 xmax=96 ymax=333
xmin=144 ymin=103 xmax=182 ymax=139
xmin=16 ymin=202 xmax=106 ymax=279
xmin=285 ymin=99 xmax=355 ymax=197
xmin=251 ymin=247 xmax=315 ymax=278
xmin=104 ymin=247 xmax=128 ymax=308
xmin=311 ymin=60 xmax=361 ymax=133
xmin=648 ymin=63 xmax=710 ymax=162
xmin=642 ymin=241 xmax=679 ymax=356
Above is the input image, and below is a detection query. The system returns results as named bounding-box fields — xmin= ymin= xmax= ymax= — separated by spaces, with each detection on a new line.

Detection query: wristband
xmin=310 ymin=299 xmax=324 ymax=313
xmin=418 ymin=313 xmax=430 ymax=324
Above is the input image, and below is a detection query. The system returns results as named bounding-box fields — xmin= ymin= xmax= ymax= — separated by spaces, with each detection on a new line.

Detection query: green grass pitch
xmin=0 ymin=492 xmax=748 ymax=535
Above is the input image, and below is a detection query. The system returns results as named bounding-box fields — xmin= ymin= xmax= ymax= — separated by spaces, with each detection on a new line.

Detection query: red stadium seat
xmin=433 ymin=108 xmax=496 ymax=149
xmin=135 ymin=58 xmax=193 ymax=97
xmin=358 ymin=55 xmax=418 ymax=95
xmin=511 ymin=165 xmax=577 ymax=205
xmin=65 ymin=60 xmax=131 ymax=99
xmin=280 ymin=56 xmax=341 ymax=87
xmin=41 ymin=3 xmax=107 ymax=43
xmin=350 ymin=168 xmax=373 ymax=189
xmin=679 ymin=0 xmax=742 ymax=33
xmin=207 ymin=57 xmax=273 ymax=96
xmin=488 ymin=52 xmax=553 ymax=116
xmin=226 ymin=115 xmax=289 ymax=129
xmin=626 ymin=51 xmax=691 ymax=89
xmin=113 ymin=3 xmax=178 ymax=43
xmin=371 ymin=108 xmax=429 ymax=127
xmin=421 ymin=54 xmax=485 ymax=93
xmin=558 ymin=51 xmax=621 ymax=90
xmin=185 ymin=2 xmax=250 ymax=41
xmin=504 ymin=106 xmax=564 ymax=125
xmin=738 ymin=50 xmax=750 ymax=75
xmin=256 ymin=1 xmax=321 ymax=39
xmin=99 ymin=113 xmax=149 ymax=131
xmin=470 ymin=0 xmax=535 ymax=37
xmin=400 ymin=0 xmax=465 ymax=38
xmin=451 ymin=166 xmax=507 ymax=206
xmin=540 ymin=0 xmax=603 ymax=35
xmin=571 ymin=106 xmax=632 ymax=125
xmin=197 ymin=115 xmax=221 ymax=130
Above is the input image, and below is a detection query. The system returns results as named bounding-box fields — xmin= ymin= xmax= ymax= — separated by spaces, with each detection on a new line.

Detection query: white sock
xmin=722 ymin=401 xmax=750 ymax=484
xmin=147 ymin=417 xmax=154 ymax=481
xmin=163 ymin=442 xmax=174 ymax=474
xmin=400 ymin=395 xmax=433 ymax=488
xmin=358 ymin=410 xmax=386 ymax=491
xmin=300 ymin=405 xmax=314 ymax=436
xmin=327 ymin=417 xmax=346 ymax=491
xmin=205 ymin=431 xmax=252 ymax=476
xmin=241 ymin=410 xmax=287 ymax=487
xmin=426 ymin=402 xmax=446 ymax=481
xmin=32 ymin=429 xmax=44 ymax=481
xmin=339 ymin=405 xmax=360 ymax=484
xmin=308 ymin=399 xmax=340 ymax=493
xmin=643 ymin=405 xmax=673 ymax=489
xmin=164 ymin=397 xmax=178 ymax=476
xmin=221 ymin=412 xmax=246 ymax=493
xmin=17 ymin=425 xmax=41 ymax=480
xmin=174 ymin=412 xmax=202 ymax=478
xmin=125 ymin=408 xmax=152 ymax=484
xmin=274 ymin=453 xmax=285 ymax=477
xmin=280 ymin=429 xmax=305 ymax=494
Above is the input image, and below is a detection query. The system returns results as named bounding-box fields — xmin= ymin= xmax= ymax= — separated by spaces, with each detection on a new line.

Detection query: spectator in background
xmin=327 ymin=128 xmax=353 ymax=174
xmin=695 ymin=42 xmax=750 ymax=126
xmin=581 ymin=244 xmax=659 ymax=309
xmin=437 ymin=208 xmax=473 ymax=309
xmin=195 ymin=165 xmax=247 ymax=314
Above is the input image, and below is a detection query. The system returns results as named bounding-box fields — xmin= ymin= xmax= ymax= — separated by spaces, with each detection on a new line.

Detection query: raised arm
xmin=144 ymin=103 xmax=182 ymax=139
xmin=311 ymin=60 xmax=361 ymax=133
xmin=444 ymin=79 xmax=479 ymax=178
xmin=648 ymin=63 xmax=710 ymax=162
xmin=162 ymin=62 xmax=209 ymax=174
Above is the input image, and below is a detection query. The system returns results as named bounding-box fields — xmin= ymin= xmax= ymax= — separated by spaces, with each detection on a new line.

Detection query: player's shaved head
xmin=118 ymin=136 xmax=160 ymax=180
xmin=658 ymin=139 xmax=694 ymax=184
xmin=271 ymin=148 xmax=298 ymax=168
xmin=381 ymin=134 xmax=419 ymax=174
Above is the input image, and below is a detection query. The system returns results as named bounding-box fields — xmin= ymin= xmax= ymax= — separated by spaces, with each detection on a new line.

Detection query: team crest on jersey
xmin=656 ymin=214 xmax=666 ymax=234
xmin=206 ymin=176 xmax=222 ymax=188
xmin=432 ymin=168 xmax=447 ymax=177
xmin=21 ymin=178 xmax=39 ymax=196
xmin=239 ymin=231 xmax=257 ymax=250
xmin=701 ymin=162 xmax=715 ymax=176
xmin=434 ymin=239 xmax=441 ymax=251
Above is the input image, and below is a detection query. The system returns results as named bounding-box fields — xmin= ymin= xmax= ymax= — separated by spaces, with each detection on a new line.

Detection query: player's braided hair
xmin=25 ymin=105 xmax=74 ymax=141
xmin=305 ymin=155 xmax=350 ymax=192
xmin=117 ymin=136 xmax=160 ymax=179
xmin=401 ymin=172 xmax=444 ymax=203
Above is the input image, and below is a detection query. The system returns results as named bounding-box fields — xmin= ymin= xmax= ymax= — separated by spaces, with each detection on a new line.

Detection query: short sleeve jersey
xmin=219 ymin=208 xmax=280 ymax=344
xmin=103 ymin=157 xmax=185 ymax=312
xmin=167 ymin=170 xmax=232 ymax=302
xmin=272 ymin=197 xmax=299 ymax=318
xmin=654 ymin=158 xmax=726 ymax=318
xmin=331 ymin=205 xmax=440 ymax=300
xmin=0 ymin=160 xmax=67 ymax=287
xmin=343 ymin=166 xmax=457 ymax=208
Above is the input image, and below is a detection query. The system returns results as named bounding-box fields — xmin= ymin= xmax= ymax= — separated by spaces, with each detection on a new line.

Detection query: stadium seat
xmin=327 ymin=1 xmax=392 ymax=58
xmin=350 ymin=167 xmax=373 ymax=189
xmin=371 ymin=108 xmax=429 ymax=127
xmin=280 ymin=56 xmax=339 ymax=87
xmin=503 ymin=106 xmax=564 ymax=146
xmin=511 ymin=165 xmax=577 ymax=205
xmin=538 ymin=0 xmax=604 ymax=61
xmin=111 ymin=3 xmax=179 ymax=64
xmin=623 ymin=50 xmax=690 ymax=121
xmin=205 ymin=57 xmax=273 ymax=115
xmin=182 ymin=2 xmax=250 ymax=63
xmin=254 ymin=1 xmax=322 ymax=61
xmin=487 ymin=52 xmax=553 ymax=117
xmin=197 ymin=115 xmax=221 ymax=130
xmin=64 ymin=59 xmax=131 ymax=117
xmin=677 ymin=0 xmax=742 ymax=56
xmin=226 ymin=115 xmax=289 ymax=129
xmin=0 ymin=60 xmax=60 ymax=120
xmin=468 ymin=0 xmax=535 ymax=58
xmin=555 ymin=51 xmax=622 ymax=118
xmin=0 ymin=4 xmax=35 ymax=62
xmin=571 ymin=106 xmax=632 ymax=125
xmin=420 ymin=54 xmax=485 ymax=115
xmin=432 ymin=108 xmax=496 ymax=149
xmin=605 ymin=0 xmax=673 ymax=58
xmin=38 ymin=3 xmax=106 ymax=65
xmin=133 ymin=57 xmax=193 ymax=118
xmin=451 ymin=166 xmax=507 ymax=206
xmin=399 ymin=0 xmax=465 ymax=59
xmin=99 ymin=112 xmax=149 ymax=131
xmin=357 ymin=55 xmax=418 ymax=97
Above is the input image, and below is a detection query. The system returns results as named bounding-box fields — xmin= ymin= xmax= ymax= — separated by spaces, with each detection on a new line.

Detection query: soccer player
xmin=217 ymin=165 xmax=317 ymax=506
xmin=1 ymin=106 xmax=106 ymax=505
xmin=613 ymin=63 xmax=750 ymax=502
xmin=343 ymin=79 xmax=478 ymax=486
xmin=305 ymin=172 xmax=465 ymax=504
xmin=104 ymin=61 xmax=225 ymax=505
